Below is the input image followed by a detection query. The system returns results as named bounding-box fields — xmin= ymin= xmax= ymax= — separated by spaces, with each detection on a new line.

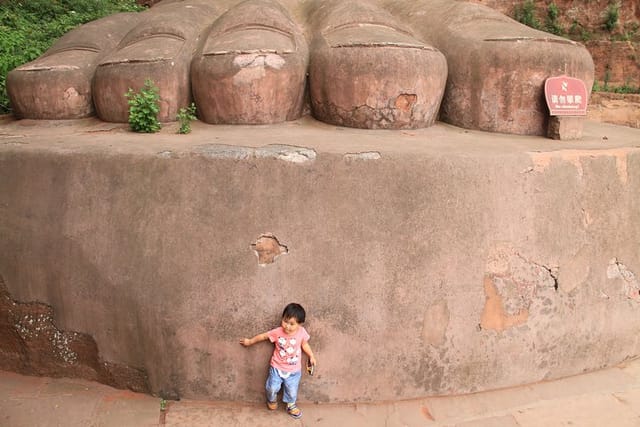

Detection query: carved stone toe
xmin=308 ymin=0 xmax=447 ymax=129
xmin=191 ymin=0 xmax=308 ymax=124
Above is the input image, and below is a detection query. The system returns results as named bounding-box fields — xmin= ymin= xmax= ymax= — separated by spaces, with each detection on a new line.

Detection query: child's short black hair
xmin=282 ymin=303 xmax=306 ymax=323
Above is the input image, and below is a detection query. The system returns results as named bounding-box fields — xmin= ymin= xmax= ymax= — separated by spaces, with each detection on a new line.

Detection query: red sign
xmin=544 ymin=76 xmax=588 ymax=116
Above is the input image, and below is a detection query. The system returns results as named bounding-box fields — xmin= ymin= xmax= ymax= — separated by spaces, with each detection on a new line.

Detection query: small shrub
xmin=514 ymin=0 xmax=540 ymax=30
xmin=592 ymin=80 xmax=601 ymax=92
xmin=604 ymin=2 xmax=619 ymax=32
xmin=545 ymin=3 xmax=564 ymax=35
xmin=580 ymin=29 xmax=593 ymax=42
xmin=612 ymin=82 xmax=640 ymax=94
xmin=176 ymin=103 xmax=197 ymax=134
xmin=125 ymin=79 xmax=161 ymax=133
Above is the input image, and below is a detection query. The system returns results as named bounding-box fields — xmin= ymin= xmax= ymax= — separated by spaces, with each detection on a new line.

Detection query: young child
xmin=240 ymin=302 xmax=317 ymax=419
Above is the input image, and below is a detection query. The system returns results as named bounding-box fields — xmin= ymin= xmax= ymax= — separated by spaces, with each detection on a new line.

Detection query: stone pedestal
xmin=547 ymin=115 xmax=585 ymax=140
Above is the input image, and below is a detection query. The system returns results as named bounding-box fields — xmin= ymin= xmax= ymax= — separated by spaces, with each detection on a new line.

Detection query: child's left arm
xmin=301 ymin=341 xmax=316 ymax=366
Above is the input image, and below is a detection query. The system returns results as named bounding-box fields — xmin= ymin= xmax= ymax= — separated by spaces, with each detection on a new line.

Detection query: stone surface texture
xmin=547 ymin=116 xmax=585 ymax=140
xmin=3 ymin=358 xmax=640 ymax=426
xmin=0 ymin=117 xmax=639 ymax=402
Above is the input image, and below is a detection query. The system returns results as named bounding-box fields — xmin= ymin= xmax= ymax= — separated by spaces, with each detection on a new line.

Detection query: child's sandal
xmin=287 ymin=403 xmax=302 ymax=419
xmin=266 ymin=400 xmax=277 ymax=410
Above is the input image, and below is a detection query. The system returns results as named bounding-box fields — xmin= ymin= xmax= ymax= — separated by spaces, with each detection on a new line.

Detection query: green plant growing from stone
xmin=160 ymin=398 xmax=167 ymax=411
xmin=176 ymin=103 xmax=197 ymax=134
xmin=545 ymin=3 xmax=564 ymax=35
xmin=604 ymin=2 xmax=619 ymax=32
xmin=612 ymin=81 xmax=640 ymax=94
xmin=125 ymin=78 xmax=161 ymax=133
xmin=580 ymin=29 xmax=593 ymax=42
xmin=514 ymin=0 xmax=540 ymax=30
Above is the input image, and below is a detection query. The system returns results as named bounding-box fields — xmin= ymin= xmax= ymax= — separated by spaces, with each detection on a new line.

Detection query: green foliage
xmin=545 ymin=3 xmax=564 ymax=35
xmin=176 ymin=103 xmax=197 ymax=134
xmin=611 ymin=22 xmax=639 ymax=41
xmin=604 ymin=2 xmax=619 ymax=32
xmin=580 ymin=29 xmax=593 ymax=42
xmin=568 ymin=20 xmax=592 ymax=42
xmin=593 ymin=79 xmax=640 ymax=94
xmin=612 ymin=81 xmax=640 ymax=94
xmin=0 ymin=0 xmax=143 ymax=114
xmin=514 ymin=0 xmax=540 ymax=30
xmin=160 ymin=398 xmax=167 ymax=411
xmin=125 ymin=79 xmax=161 ymax=133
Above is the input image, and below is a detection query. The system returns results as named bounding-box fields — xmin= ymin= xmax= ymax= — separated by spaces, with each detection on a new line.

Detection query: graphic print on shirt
xmin=277 ymin=336 xmax=300 ymax=365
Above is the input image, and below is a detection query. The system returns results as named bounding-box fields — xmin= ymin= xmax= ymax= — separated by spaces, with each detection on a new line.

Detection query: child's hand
xmin=306 ymin=356 xmax=317 ymax=376
xmin=240 ymin=332 xmax=267 ymax=347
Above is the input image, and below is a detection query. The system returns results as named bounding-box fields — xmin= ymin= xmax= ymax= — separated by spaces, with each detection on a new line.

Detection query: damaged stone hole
xmin=395 ymin=94 xmax=417 ymax=112
xmin=607 ymin=258 xmax=640 ymax=300
xmin=251 ymin=233 xmax=288 ymax=265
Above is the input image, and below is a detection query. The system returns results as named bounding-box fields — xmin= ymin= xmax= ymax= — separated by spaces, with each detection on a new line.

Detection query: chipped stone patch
xmin=0 ymin=275 xmax=150 ymax=393
xmin=156 ymin=150 xmax=175 ymax=158
xmin=196 ymin=144 xmax=315 ymax=163
xmin=232 ymin=54 xmax=286 ymax=85
xmin=233 ymin=53 xmax=285 ymax=70
xmin=344 ymin=151 xmax=381 ymax=161
xmin=254 ymin=145 xmax=316 ymax=163
xmin=527 ymin=148 xmax=636 ymax=184
xmin=482 ymin=245 xmax=558 ymax=331
xmin=607 ymin=258 xmax=640 ymax=300
xmin=196 ymin=144 xmax=253 ymax=160
xmin=251 ymin=233 xmax=288 ymax=265
xmin=481 ymin=275 xmax=530 ymax=332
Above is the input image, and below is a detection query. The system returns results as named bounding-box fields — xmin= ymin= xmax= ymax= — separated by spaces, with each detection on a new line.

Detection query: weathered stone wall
xmin=589 ymin=92 xmax=640 ymax=128
xmin=471 ymin=0 xmax=640 ymax=86
xmin=0 ymin=120 xmax=639 ymax=402
xmin=586 ymin=40 xmax=640 ymax=86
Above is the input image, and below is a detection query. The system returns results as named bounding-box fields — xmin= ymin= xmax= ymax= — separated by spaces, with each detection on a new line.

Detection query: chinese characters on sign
xmin=544 ymin=76 xmax=588 ymax=116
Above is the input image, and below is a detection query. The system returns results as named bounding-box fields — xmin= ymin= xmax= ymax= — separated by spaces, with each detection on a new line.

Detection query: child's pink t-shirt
xmin=267 ymin=326 xmax=310 ymax=373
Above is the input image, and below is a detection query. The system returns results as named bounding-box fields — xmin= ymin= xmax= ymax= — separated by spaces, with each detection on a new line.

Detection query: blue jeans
xmin=265 ymin=366 xmax=302 ymax=404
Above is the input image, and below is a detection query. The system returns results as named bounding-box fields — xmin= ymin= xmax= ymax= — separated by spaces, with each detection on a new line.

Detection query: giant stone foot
xmin=191 ymin=0 xmax=308 ymax=124
xmin=308 ymin=0 xmax=447 ymax=129
xmin=93 ymin=0 xmax=223 ymax=123
xmin=6 ymin=13 xmax=142 ymax=119
xmin=383 ymin=0 xmax=595 ymax=135
xmin=6 ymin=0 xmax=595 ymax=136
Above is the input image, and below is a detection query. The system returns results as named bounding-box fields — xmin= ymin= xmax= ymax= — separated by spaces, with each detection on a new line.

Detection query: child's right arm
xmin=240 ymin=332 xmax=269 ymax=347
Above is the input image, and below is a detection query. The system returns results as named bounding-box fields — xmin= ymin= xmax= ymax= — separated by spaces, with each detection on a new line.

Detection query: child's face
xmin=281 ymin=316 xmax=301 ymax=335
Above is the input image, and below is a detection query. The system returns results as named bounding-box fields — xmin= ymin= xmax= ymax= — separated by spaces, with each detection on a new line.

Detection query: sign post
xmin=544 ymin=75 xmax=589 ymax=140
